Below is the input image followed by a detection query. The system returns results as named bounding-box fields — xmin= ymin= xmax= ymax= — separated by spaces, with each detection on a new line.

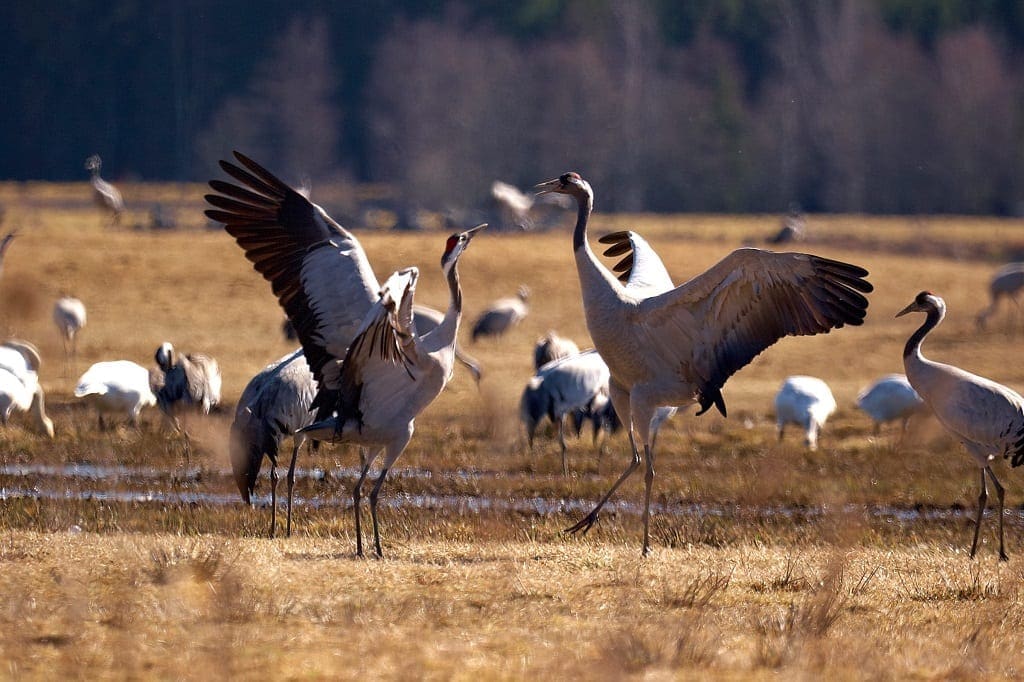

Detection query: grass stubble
xmin=0 ymin=183 xmax=1023 ymax=678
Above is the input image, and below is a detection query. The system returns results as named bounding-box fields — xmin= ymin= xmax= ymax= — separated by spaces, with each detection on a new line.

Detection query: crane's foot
xmin=564 ymin=511 xmax=599 ymax=536
xmin=1000 ymin=551 xmax=1009 ymax=562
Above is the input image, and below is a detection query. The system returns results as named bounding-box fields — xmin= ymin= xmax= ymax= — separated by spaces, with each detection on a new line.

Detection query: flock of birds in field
xmin=2 ymin=153 xmax=1024 ymax=561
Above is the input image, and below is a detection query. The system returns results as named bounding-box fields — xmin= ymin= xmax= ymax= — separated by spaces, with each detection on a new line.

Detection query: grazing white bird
xmin=975 ymin=262 xmax=1024 ymax=331
xmin=856 ymin=373 xmax=925 ymax=437
xmin=898 ymin=290 xmax=1024 ymax=560
xmin=774 ymin=376 xmax=837 ymax=450
xmin=533 ymin=330 xmax=580 ymax=371
xmin=0 ymin=340 xmax=54 ymax=438
xmin=230 ymin=348 xmax=317 ymax=537
xmin=150 ymin=341 xmax=222 ymax=459
xmin=53 ymin=296 xmax=87 ymax=369
xmin=74 ymin=360 xmax=156 ymax=429
xmin=206 ymin=151 xmax=484 ymax=557
xmin=85 ymin=154 xmax=124 ymax=225
xmin=413 ymin=304 xmax=482 ymax=384
xmin=536 ymin=171 xmax=872 ymax=555
xmin=471 ymin=285 xmax=529 ymax=342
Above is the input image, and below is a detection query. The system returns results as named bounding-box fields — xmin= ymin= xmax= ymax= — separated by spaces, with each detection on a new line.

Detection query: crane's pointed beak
xmin=465 ymin=223 xmax=487 ymax=239
xmin=895 ymin=302 xmax=917 ymax=318
xmin=534 ymin=178 xmax=562 ymax=196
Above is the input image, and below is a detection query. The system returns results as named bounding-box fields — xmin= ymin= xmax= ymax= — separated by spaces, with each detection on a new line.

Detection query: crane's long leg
xmin=352 ymin=448 xmax=377 ymax=558
xmin=285 ymin=441 xmax=301 ymax=538
xmin=970 ymin=468 xmax=988 ymax=559
xmin=565 ymin=430 xmax=641 ymax=535
xmin=368 ymin=443 xmax=409 ymax=559
xmin=986 ymin=466 xmax=1008 ymax=561
xmin=268 ymin=461 xmax=279 ymax=538
xmin=641 ymin=442 xmax=655 ymax=556
xmin=558 ymin=416 xmax=568 ymax=476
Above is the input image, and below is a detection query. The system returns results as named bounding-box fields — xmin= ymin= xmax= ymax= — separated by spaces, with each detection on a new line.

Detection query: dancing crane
xmin=150 ymin=341 xmax=222 ymax=460
xmin=536 ymin=171 xmax=872 ymax=555
xmin=205 ymin=151 xmax=484 ymax=557
xmin=898 ymin=291 xmax=1024 ymax=560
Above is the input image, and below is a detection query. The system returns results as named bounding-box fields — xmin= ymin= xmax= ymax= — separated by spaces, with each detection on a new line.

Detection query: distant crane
xmin=767 ymin=203 xmax=806 ymax=244
xmin=898 ymin=290 xmax=1024 ymax=560
xmin=533 ymin=331 xmax=580 ymax=371
xmin=84 ymin=154 xmax=124 ymax=226
xmin=975 ymin=263 xmax=1024 ymax=331
xmin=74 ymin=360 xmax=156 ymax=429
xmin=206 ymin=151 xmax=485 ymax=558
xmin=774 ymin=376 xmax=837 ymax=450
xmin=536 ymin=171 xmax=872 ymax=555
xmin=230 ymin=348 xmax=317 ymax=537
xmin=855 ymin=373 xmax=925 ymax=437
xmin=0 ymin=340 xmax=54 ymax=438
xmin=53 ymin=296 xmax=86 ymax=371
xmin=0 ymin=230 xmax=17 ymax=281
xmin=149 ymin=341 xmax=222 ymax=460
xmin=471 ymin=285 xmax=529 ymax=342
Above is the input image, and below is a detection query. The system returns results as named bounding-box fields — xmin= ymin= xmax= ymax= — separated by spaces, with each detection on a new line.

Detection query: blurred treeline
xmin=3 ymin=0 xmax=1024 ymax=214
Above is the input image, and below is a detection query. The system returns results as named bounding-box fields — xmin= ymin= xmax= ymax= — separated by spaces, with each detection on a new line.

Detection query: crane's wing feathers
xmin=319 ymin=268 xmax=421 ymax=423
xmin=598 ymin=231 xmax=674 ymax=294
xmin=205 ymin=151 xmax=380 ymax=395
xmin=637 ymin=247 xmax=872 ymax=416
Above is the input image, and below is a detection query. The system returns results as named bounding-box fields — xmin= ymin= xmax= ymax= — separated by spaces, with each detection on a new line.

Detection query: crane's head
xmin=155 ymin=342 xmax=175 ymax=371
xmin=534 ymin=172 xmax=591 ymax=199
xmin=84 ymin=155 xmax=102 ymax=172
xmin=441 ymin=223 xmax=486 ymax=272
xmin=896 ymin=291 xmax=945 ymax=318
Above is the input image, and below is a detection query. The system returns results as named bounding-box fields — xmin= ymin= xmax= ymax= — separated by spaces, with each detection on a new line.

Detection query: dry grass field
xmin=1 ymin=180 xmax=1024 ymax=678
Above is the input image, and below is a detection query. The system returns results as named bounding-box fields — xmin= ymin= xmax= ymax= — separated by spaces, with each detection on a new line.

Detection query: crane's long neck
xmin=572 ymin=189 xmax=621 ymax=302
xmin=904 ymin=307 xmax=943 ymax=363
xmin=433 ymin=257 xmax=463 ymax=352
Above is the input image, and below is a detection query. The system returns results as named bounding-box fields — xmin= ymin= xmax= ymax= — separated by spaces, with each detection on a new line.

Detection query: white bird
xmin=856 ymin=373 xmax=924 ymax=437
xmin=536 ymin=171 xmax=872 ymax=555
xmin=533 ymin=330 xmax=580 ymax=371
xmin=975 ymin=262 xmax=1024 ymax=331
xmin=150 ymin=341 xmax=222 ymax=459
xmin=898 ymin=290 xmax=1024 ymax=560
xmin=774 ymin=376 xmax=837 ymax=450
xmin=206 ymin=151 xmax=485 ymax=557
xmin=53 ymin=296 xmax=87 ymax=369
xmin=471 ymin=285 xmax=529 ymax=342
xmin=413 ymin=304 xmax=482 ymax=384
xmin=74 ymin=360 xmax=156 ymax=429
xmin=85 ymin=154 xmax=124 ymax=225
xmin=0 ymin=340 xmax=54 ymax=438
xmin=491 ymin=180 xmax=534 ymax=230
xmin=230 ymin=348 xmax=317 ymax=537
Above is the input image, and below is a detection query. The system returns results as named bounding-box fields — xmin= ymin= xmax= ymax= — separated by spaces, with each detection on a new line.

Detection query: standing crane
xmin=898 ymin=291 xmax=1024 ymax=560
xmin=855 ymin=373 xmax=924 ymax=437
xmin=150 ymin=341 xmax=222 ymax=461
xmin=84 ymin=154 xmax=124 ymax=226
xmin=53 ymin=296 xmax=86 ymax=373
xmin=975 ymin=263 xmax=1024 ymax=331
xmin=536 ymin=171 xmax=872 ymax=555
xmin=0 ymin=340 xmax=54 ymax=438
xmin=774 ymin=376 xmax=837 ymax=450
xmin=205 ymin=151 xmax=485 ymax=558
xmin=74 ymin=360 xmax=156 ymax=429
xmin=230 ymin=348 xmax=317 ymax=537
xmin=471 ymin=285 xmax=529 ymax=342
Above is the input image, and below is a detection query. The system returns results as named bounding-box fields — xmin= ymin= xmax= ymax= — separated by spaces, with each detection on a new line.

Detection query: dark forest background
xmin=3 ymin=0 xmax=1024 ymax=214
